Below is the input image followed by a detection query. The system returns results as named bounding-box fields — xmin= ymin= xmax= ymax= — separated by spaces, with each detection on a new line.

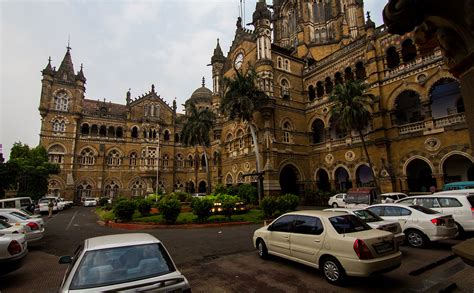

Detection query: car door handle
xmin=314 ymin=239 xmax=321 ymax=243
xmin=283 ymin=236 xmax=289 ymax=239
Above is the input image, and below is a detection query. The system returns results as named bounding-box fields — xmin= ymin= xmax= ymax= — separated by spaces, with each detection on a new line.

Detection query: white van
xmin=0 ymin=197 xmax=34 ymax=212
xmin=395 ymin=192 xmax=474 ymax=233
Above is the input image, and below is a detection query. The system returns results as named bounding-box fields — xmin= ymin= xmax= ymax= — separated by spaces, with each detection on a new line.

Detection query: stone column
xmin=433 ymin=173 xmax=445 ymax=191
xmin=399 ymin=176 xmax=409 ymax=194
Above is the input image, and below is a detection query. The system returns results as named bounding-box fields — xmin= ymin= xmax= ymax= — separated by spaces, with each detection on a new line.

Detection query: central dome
xmin=186 ymin=77 xmax=212 ymax=106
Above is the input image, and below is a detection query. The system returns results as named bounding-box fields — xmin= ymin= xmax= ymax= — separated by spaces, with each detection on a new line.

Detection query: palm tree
xmin=329 ymin=80 xmax=379 ymax=190
xmin=180 ymin=103 xmax=216 ymax=194
xmin=221 ymin=68 xmax=269 ymax=204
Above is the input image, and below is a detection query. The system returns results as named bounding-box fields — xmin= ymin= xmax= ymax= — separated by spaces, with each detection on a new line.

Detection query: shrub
xmin=191 ymin=197 xmax=214 ymax=222
xmin=237 ymin=184 xmax=258 ymax=205
xmin=213 ymin=184 xmax=228 ymax=195
xmin=113 ymin=200 xmax=136 ymax=222
xmin=260 ymin=196 xmax=278 ymax=219
xmin=137 ymin=199 xmax=152 ymax=217
xmin=277 ymin=193 xmax=299 ymax=214
xmin=172 ymin=191 xmax=191 ymax=202
xmin=220 ymin=195 xmax=238 ymax=220
xmin=98 ymin=197 xmax=109 ymax=207
xmin=158 ymin=197 xmax=181 ymax=224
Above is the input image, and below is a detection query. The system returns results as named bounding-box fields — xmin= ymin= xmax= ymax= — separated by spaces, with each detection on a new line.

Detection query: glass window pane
xmin=293 ymin=216 xmax=324 ymax=235
xmin=271 ymin=215 xmax=296 ymax=232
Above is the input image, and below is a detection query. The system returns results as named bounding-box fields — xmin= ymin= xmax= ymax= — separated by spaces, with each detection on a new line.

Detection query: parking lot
xmin=1 ymin=207 xmax=473 ymax=292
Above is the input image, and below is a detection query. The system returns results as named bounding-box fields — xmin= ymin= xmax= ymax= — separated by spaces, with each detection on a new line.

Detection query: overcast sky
xmin=0 ymin=0 xmax=386 ymax=160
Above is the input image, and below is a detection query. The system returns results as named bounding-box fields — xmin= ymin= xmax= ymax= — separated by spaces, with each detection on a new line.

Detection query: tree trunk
xmin=249 ymin=123 xmax=263 ymax=204
xmin=358 ymin=129 xmax=379 ymax=191
xmin=194 ymin=146 xmax=198 ymax=194
xmin=201 ymin=143 xmax=211 ymax=194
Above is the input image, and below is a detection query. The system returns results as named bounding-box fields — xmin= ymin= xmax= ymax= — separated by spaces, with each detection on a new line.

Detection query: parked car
xmin=43 ymin=196 xmax=65 ymax=211
xmin=443 ymin=181 xmax=474 ymax=191
xmin=324 ymin=208 xmax=405 ymax=245
xmin=38 ymin=197 xmax=58 ymax=214
xmin=192 ymin=193 xmax=206 ymax=198
xmin=380 ymin=193 xmax=408 ymax=203
xmin=395 ymin=192 xmax=474 ymax=234
xmin=0 ymin=197 xmax=35 ymax=213
xmin=0 ymin=232 xmax=28 ymax=276
xmin=0 ymin=219 xmax=26 ymax=236
xmin=58 ymin=233 xmax=191 ymax=292
xmin=0 ymin=210 xmax=45 ymax=243
xmin=367 ymin=204 xmax=458 ymax=248
xmin=345 ymin=187 xmax=380 ymax=208
xmin=253 ymin=210 xmax=402 ymax=284
xmin=327 ymin=193 xmax=346 ymax=208
xmin=83 ymin=198 xmax=97 ymax=207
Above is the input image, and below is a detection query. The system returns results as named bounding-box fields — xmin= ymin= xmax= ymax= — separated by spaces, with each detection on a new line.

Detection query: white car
xmin=0 ymin=219 xmax=26 ymax=236
xmin=0 ymin=210 xmax=45 ymax=243
xmin=324 ymin=208 xmax=405 ymax=245
xmin=44 ymin=196 xmax=65 ymax=210
xmin=380 ymin=193 xmax=408 ymax=203
xmin=327 ymin=193 xmax=346 ymax=208
xmin=396 ymin=191 xmax=474 ymax=234
xmin=367 ymin=204 xmax=458 ymax=248
xmin=58 ymin=233 xmax=191 ymax=292
xmin=0 ymin=233 xmax=28 ymax=276
xmin=38 ymin=197 xmax=58 ymax=214
xmin=83 ymin=198 xmax=97 ymax=207
xmin=253 ymin=210 xmax=401 ymax=284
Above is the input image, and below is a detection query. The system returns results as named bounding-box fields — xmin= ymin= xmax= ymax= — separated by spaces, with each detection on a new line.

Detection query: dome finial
xmin=202 ymin=77 xmax=205 ymax=87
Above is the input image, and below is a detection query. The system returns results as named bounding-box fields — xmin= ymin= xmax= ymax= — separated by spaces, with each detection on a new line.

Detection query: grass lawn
xmin=133 ymin=209 xmax=263 ymax=224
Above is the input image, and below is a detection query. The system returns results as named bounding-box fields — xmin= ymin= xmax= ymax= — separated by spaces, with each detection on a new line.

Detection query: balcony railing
xmin=399 ymin=121 xmax=428 ymax=134
xmin=434 ymin=113 xmax=466 ymax=128
xmin=398 ymin=113 xmax=466 ymax=135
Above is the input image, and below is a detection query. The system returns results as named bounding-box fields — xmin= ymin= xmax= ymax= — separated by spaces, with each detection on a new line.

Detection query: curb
xmin=409 ymin=254 xmax=458 ymax=276
xmin=100 ymin=220 xmax=257 ymax=230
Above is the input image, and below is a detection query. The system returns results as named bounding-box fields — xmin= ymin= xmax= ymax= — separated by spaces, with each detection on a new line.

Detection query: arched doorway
xmin=443 ymin=154 xmax=474 ymax=183
xmin=356 ymin=165 xmax=374 ymax=187
xmin=430 ymin=79 xmax=463 ymax=118
xmin=198 ymin=181 xmax=207 ymax=193
xmin=279 ymin=165 xmax=301 ymax=195
xmin=186 ymin=181 xmax=195 ymax=194
xmin=394 ymin=90 xmax=423 ymax=125
xmin=316 ymin=169 xmax=330 ymax=191
xmin=406 ymin=159 xmax=436 ymax=192
xmin=334 ymin=167 xmax=352 ymax=191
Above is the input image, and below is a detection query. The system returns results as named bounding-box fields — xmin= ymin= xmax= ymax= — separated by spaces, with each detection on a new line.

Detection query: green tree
xmin=5 ymin=142 xmax=59 ymax=200
xmin=180 ymin=103 xmax=216 ymax=194
xmin=330 ymin=80 xmax=378 ymax=190
xmin=221 ymin=68 xmax=269 ymax=204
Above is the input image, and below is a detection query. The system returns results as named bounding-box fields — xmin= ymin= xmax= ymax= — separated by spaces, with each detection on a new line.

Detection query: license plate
xmin=374 ymin=242 xmax=394 ymax=254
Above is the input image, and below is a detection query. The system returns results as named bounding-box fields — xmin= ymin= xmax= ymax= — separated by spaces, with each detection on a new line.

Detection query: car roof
xmin=381 ymin=193 xmax=407 ymax=196
xmin=434 ymin=189 xmax=474 ymax=195
xmin=85 ymin=233 xmax=160 ymax=251
xmin=369 ymin=203 xmax=415 ymax=209
xmin=283 ymin=210 xmax=347 ymax=217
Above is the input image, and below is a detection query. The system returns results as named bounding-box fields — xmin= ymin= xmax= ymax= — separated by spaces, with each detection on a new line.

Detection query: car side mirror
xmin=58 ymin=255 xmax=72 ymax=264
xmin=267 ymin=225 xmax=273 ymax=231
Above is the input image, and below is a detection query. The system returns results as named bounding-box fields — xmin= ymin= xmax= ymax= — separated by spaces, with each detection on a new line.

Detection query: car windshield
xmin=85 ymin=198 xmax=95 ymax=201
xmin=39 ymin=199 xmax=51 ymax=204
xmin=353 ymin=209 xmax=383 ymax=223
xmin=20 ymin=209 xmax=33 ymax=216
xmin=70 ymin=243 xmax=176 ymax=290
xmin=11 ymin=211 xmax=30 ymax=220
xmin=329 ymin=214 xmax=372 ymax=234
xmin=0 ymin=219 xmax=12 ymax=229
xmin=409 ymin=205 xmax=439 ymax=214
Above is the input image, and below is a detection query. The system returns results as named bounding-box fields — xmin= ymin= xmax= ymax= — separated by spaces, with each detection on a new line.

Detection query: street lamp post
xmin=155 ymin=130 xmax=161 ymax=201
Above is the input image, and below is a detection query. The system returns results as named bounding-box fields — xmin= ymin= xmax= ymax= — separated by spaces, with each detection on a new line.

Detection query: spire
xmin=126 ymin=88 xmax=131 ymax=104
xmin=57 ymin=45 xmax=75 ymax=82
xmin=211 ymin=38 xmax=226 ymax=64
xmin=365 ymin=11 xmax=376 ymax=30
xmin=202 ymin=77 xmax=205 ymax=87
xmin=76 ymin=63 xmax=86 ymax=82
xmin=42 ymin=56 xmax=54 ymax=76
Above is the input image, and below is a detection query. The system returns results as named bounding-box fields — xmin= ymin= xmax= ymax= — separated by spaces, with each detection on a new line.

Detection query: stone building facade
xmin=39 ymin=0 xmax=472 ymax=201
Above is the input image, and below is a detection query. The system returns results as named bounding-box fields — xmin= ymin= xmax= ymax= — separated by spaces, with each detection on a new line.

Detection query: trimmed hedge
xmin=158 ymin=197 xmax=181 ymax=224
xmin=260 ymin=193 xmax=299 ymax=219
xmin=113 ymin=199 xmax=136 ymax=222
xmin=137 ymin=199 xmax=152 ymax=217
xmin=191 ymin=197 xmax=214 ymax=222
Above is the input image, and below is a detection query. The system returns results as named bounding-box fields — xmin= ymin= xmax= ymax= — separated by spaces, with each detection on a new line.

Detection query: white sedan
xmin=0 ymin=219 xmax=26 ymax=236
xmin=0 ymin=233 xmax=28 ymax=276
xmin=324 ymin=208 xmax=405 ymax=245
xmin=38 ymin=198 xmax=58 ymax=213
xmin=83 ymin=198 xmax=97 ymax=207
xmin=327 ymin=193 xmax=346 ymax=208
xmin=0 ymin=210 xmax=45 ymax=243
xmin=58 ymin=233 xmax=191 ymax=292
xmin=367 ymin=204 xmax=458 ymax=248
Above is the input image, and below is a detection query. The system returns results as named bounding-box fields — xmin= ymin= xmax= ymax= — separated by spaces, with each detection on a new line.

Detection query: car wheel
xmin=455 ymin=222 xmax=465 ymax=239
xmin=406 ymin=229 xmax=428 ymax=248
xmin=332 ymin=203 xmax=338 ymax=208
xmin=257 ymin=239 xmax=268 ymax=259
xmin=321 ymin=257 xmax=346 ymax=285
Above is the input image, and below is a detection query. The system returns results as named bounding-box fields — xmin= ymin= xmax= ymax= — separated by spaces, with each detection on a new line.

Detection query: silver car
xmin=0 ymin=210 xmax=44 ymax=242
xmin=58 ymin=233 xmax=191 ymax=292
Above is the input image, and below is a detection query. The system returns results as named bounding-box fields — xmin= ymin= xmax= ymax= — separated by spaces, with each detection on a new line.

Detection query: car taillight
xmin=353 ymin=239 xmax=373 ymax=260
xmin=8 ymin=240 xmax=22 ymax=255
xmin=26 ymin=222 xmax=39 ymax=230
xmin=430 ymin=218 xmax=446 ymax=226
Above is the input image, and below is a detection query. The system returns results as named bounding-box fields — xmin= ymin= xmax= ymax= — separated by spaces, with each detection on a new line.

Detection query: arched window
xmin=53 ymin=120 xmax=66 ymax=133
xmin=76 ymin=182 xmax=92 ymax=200
xmin=282 ymin=121 xmax=292 ymax=143
xmin=281 ymin=79 xmax=290 ymax=100
xmin=99 ymin=125 xmax=107 ymax=137
xmin=311 ymin=119 xmax=325 ymax=144
xmin=104 ymin=181 xmax=119 ymax=198
xmin=334 ymin=72 xmax=343 ymax=85
xmin=401 ymin=39 xmax=417 ymax=63
xmin=116 ymin=127 xmax=123 ymax=138
xmin=90 ymin=125 xmax=98 ymax=136
xmin=316 ymin=81 xmax=324 ymax=98
xmin=164 ymin=130 xmax=170 ymax=141
xmin=129 ymin=152 xmax=138 ymax=166
xmin=394 ymin=90 xmax=423 ymax=124
xmin=174 ymin=133 xmax=180 ymax=143
xmin=386 ymin=47 xmax=400 ymax=69
xmin=187 ymin=154 xmax=194 ymax=168
xmin=79 ymin=148 xmax=95 ymax=166
xmin=201 ymin=154 xmax=206 ymax=167
xmin=107 ymin=126 xmax=115 ymax=138
xmin=54 ymin=91 xmax=69 ymax=111
xmin=107 ymin=149 xmax=121 ymax=166
xmin=237 ymin=130 xmax=244 ymax=149
xmin=277 ymin=57 xmax=283 ymax=68
xmin=162 ymin=154 xmax=169 ymax=168
xmin=308 ymin=85 xmax=316 ymax=101
xmin=325 ymin=77 xmax=333 ymax=94
xmin=430 ymin=79 xmax=463 ymax=118
xmin=226 ymin=174 xmax=233 ymax=186
xmin=48 ymin=144 xmax=65 ymax=164
xmin=284 ymin=59 xmax=290 ymax=71
xmin=238 ymin=172 xmax=244 ymax=184
xmin=131 ymin=179 xmax=145 ymax=197
xmin=175 ymin=154 xmax=184 ymax=168
xmin=344 ymin=67 xmax=354 ymax=81
xmin=355 ymin=62 xmax=367 ymax=80
xmin=81 ymin=123 xmax=90 ymax=135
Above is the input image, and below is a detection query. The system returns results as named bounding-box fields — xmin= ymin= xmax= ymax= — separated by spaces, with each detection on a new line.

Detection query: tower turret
xmin=56 ymin=46 xmax=76 ymax=82
xmin=211 ymin=38 xmax=226 ymax=95
xmin=253 ymin=0 xmax=274 ymax=97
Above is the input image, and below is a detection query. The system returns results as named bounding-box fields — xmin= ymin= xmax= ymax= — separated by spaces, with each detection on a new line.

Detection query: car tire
xmin=321 ymin=256 xmax=346 ymax=285
xmin=332 ymin=203 xmax=338 ymax=208
xmin=455 ymin=222 xmax=465 ymax=239
xmin=405 ymin=229 xmax=428 ymax=248
xmin=257 ymin=239 xmax=268 ymax=259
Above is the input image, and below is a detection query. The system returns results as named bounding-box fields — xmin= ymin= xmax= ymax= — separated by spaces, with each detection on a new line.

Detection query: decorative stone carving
xmin=345 ymin=151 xmax=356 ymax=162
xmin=325 ymin=154 xmax=334 ymax=164
xmin=244 ymin=162 xmax=250 ymax=171
xmin=424 ymin=137 xmax=441 ymax=151
xmin=232 ymin=164 xmax=237 ymax=173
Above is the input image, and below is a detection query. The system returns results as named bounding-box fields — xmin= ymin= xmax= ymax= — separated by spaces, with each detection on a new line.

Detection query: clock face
xmin=234 ymin=53 xmax=244 ymax=69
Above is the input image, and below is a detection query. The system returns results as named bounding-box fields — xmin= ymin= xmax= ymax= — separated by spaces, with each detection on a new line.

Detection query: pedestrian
xmin=429 ymin=185 xmax=436 ymax=193
xmin=48 ymin=199 xmax=54 ymax=218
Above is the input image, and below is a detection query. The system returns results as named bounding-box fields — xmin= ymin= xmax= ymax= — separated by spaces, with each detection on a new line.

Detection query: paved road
xmin=0 ymin=206 xmax=472 ymax=292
